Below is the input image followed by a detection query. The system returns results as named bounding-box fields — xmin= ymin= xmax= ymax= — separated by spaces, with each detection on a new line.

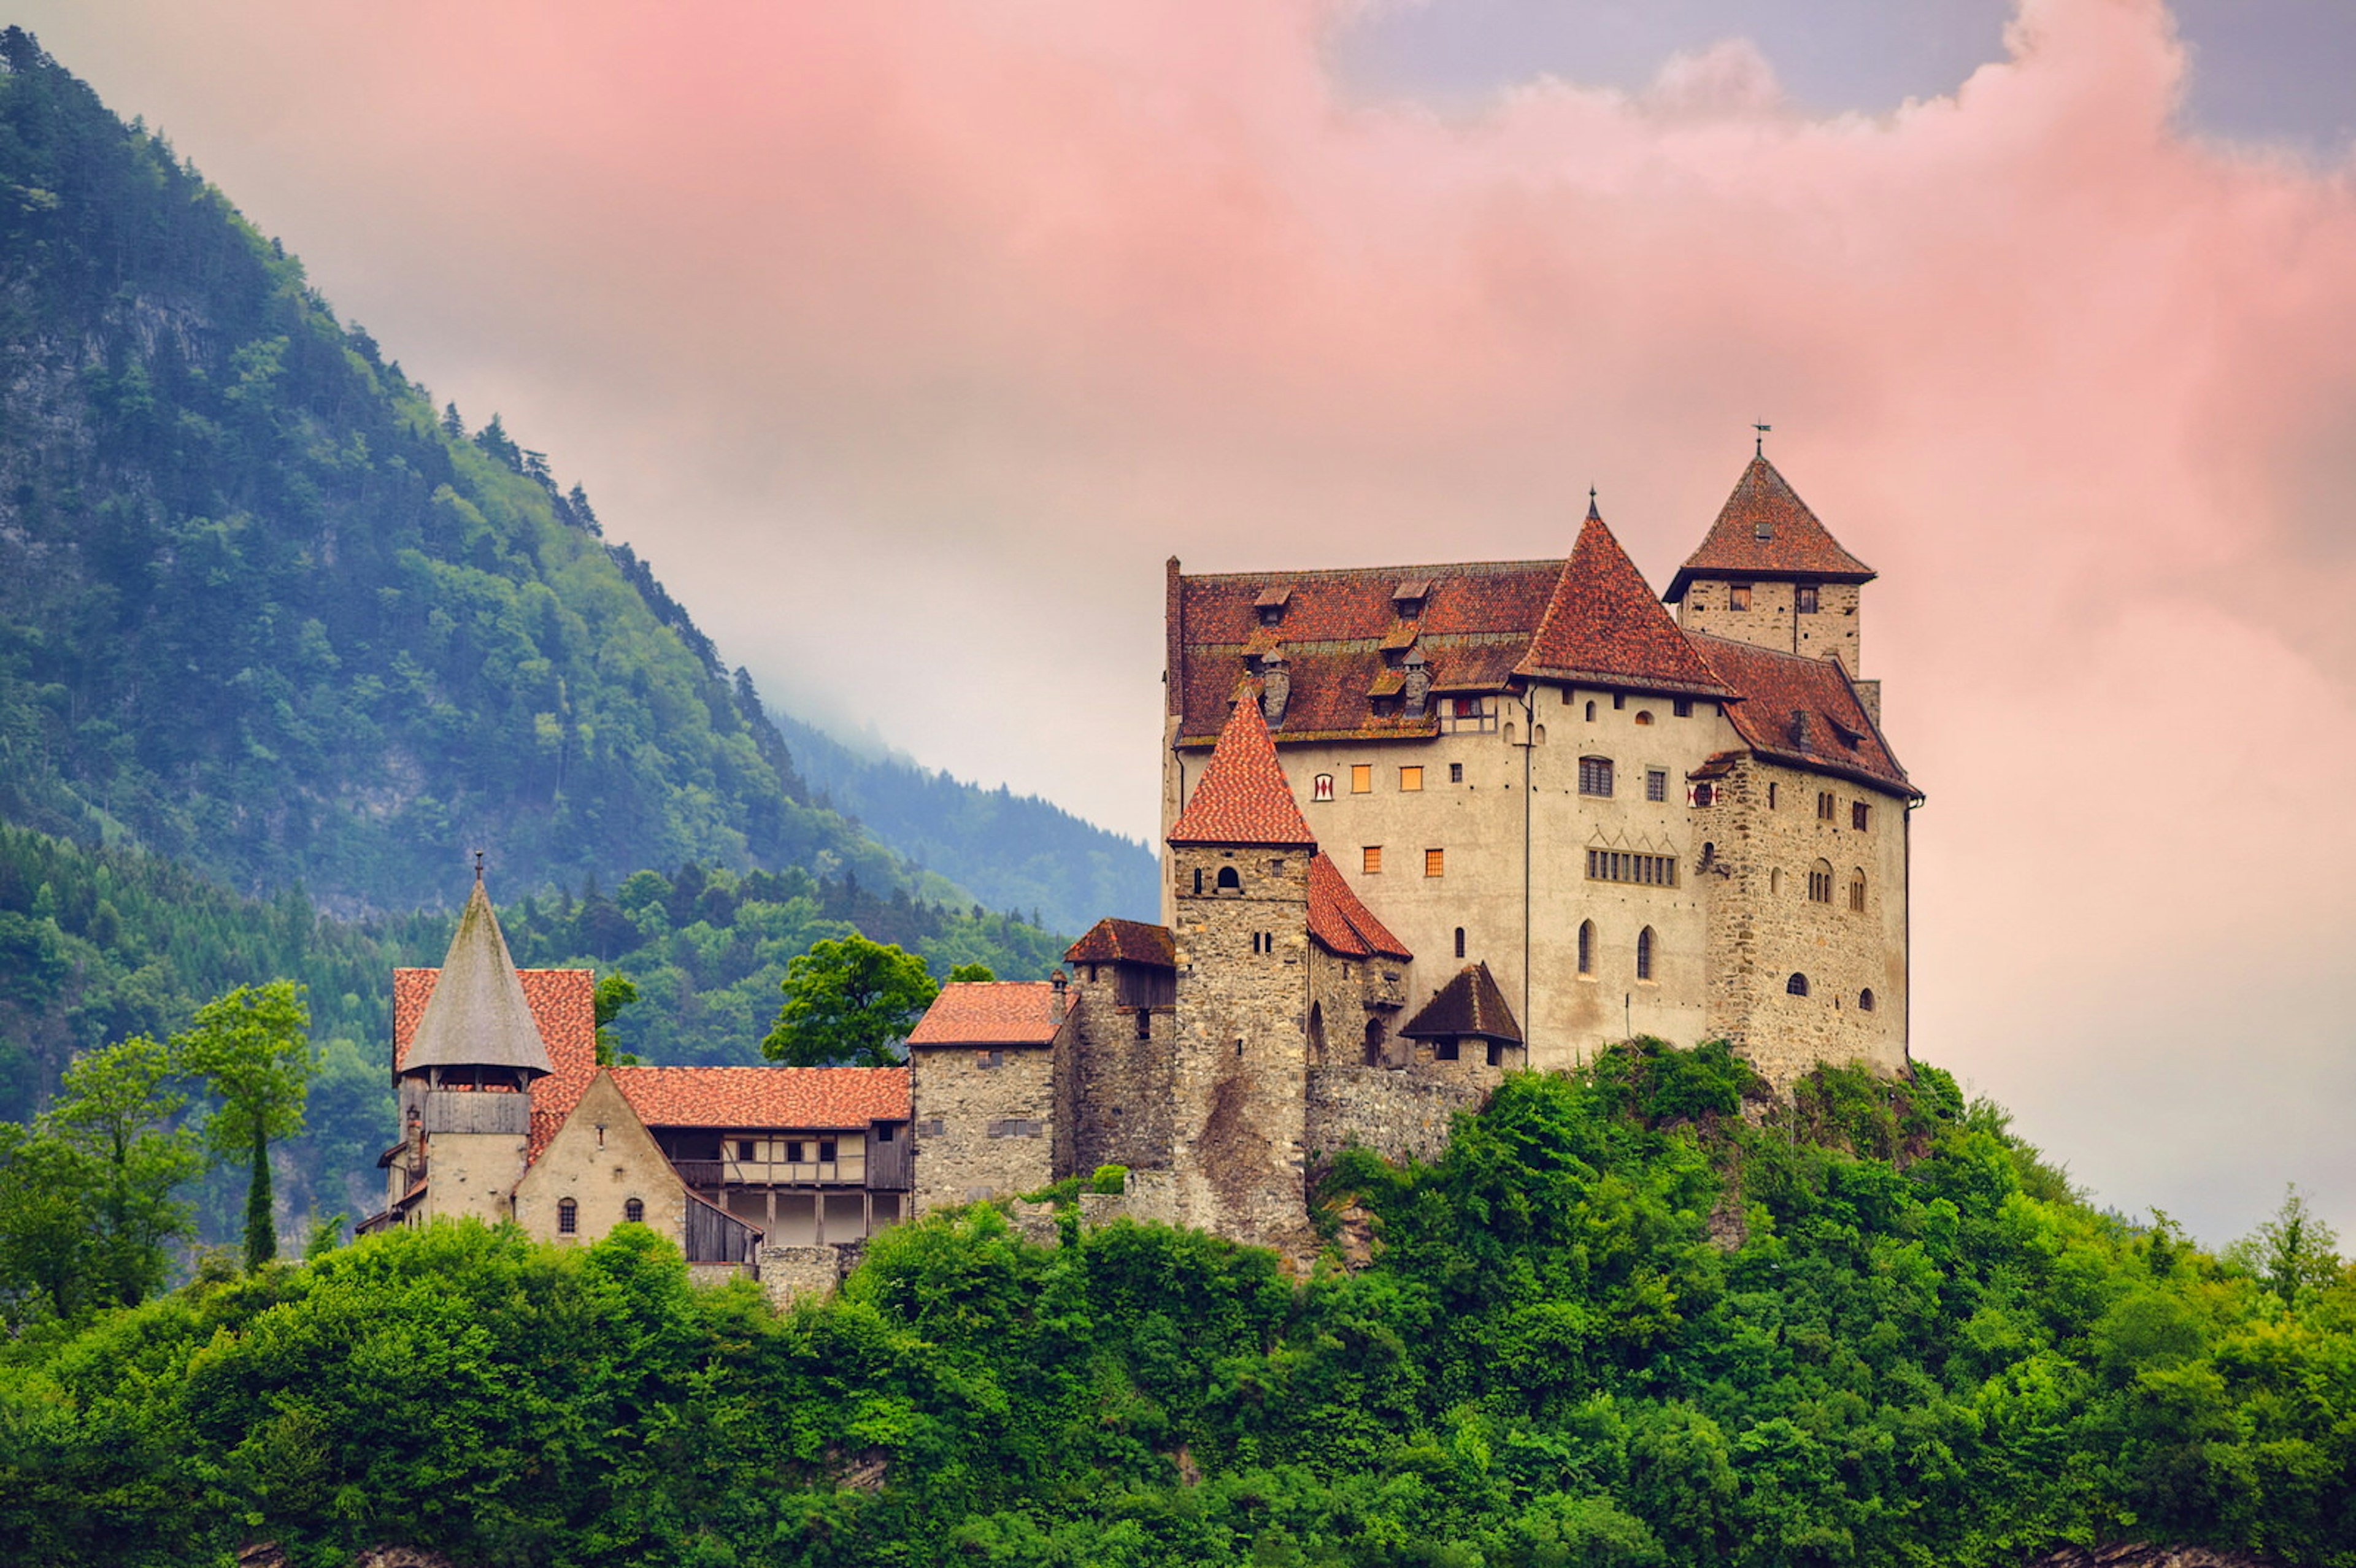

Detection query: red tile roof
xmin=1170 ymin=558 xmax=1561 ymax=747
xmin=1307 ymin=852 xmax=1412 ymax=961
xmin=1666 ymin=456 xmax=1874 ymax=601
xmin=1168 ymin=688 xmax=1319 ymax=848
xmin=1065 ymin=918 xmax=1177 ymax=968
xmin=1515 ymin=503 xmax=1730 ymax=697
xmin=1401 ymin=962 xmax=1523 ymax=1043
xmin=1687 ymin=631 xmax=1918 ymax=798
xmin=397 ymin=966 xmax=599 ymax=1161
xmin=906 ymin=982 xmax=1064 ymax=1047
xmin=607 ymin=1065 xmax=910 ymax=1129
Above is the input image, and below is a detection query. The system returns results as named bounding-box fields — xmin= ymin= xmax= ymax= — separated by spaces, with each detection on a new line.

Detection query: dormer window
xmin=1255 ymin=585 xmax=1291 ymax=625
xmin=1392 ymin=578 xmax=1432 ymax=615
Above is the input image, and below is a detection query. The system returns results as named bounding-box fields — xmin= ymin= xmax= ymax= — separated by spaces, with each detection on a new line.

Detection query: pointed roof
xmin=1168 ymin=685 xmax=1318 ymax=848
xmin=400 ymin=877 xmax=555 ymax=1079
xmin=1400 ymin=962 xmax=1523 ymax=1044
xmin=1666 ymin=456 xmax=1874 ymax=601
xmin=1307 ymin=852 xmax=1412 ymax=961
xmin=1515 ymin=502 xmax=1730 ymax=696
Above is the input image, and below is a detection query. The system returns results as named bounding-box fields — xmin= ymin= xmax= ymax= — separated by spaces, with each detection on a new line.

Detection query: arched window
xmin=1312 ymin=772 xmax=1335 ymax=801
xmin=1577 ymin=920 xmax=1595 ymax=976
xmin=1634 ymin=710 xmax=1655 ymax=726
xmin=1636 ymin=927 xmax=1655 ymax=982
xmin=1585 ymin=700 xmax=1596 ymax=721
xmin=1532 ymin=724 xmax=1546 ymax=746
xmin=1848 ymin=869 xmax=1867 ymax=913
xmin=1215 ymin=865 xmax=1242 ymax=893
xmin=557 ymin=1197 xmax=579 ymax=1235
xmin=1191 ymin=868 xmax=1204 ymax=896
xmin=1858 ymin=988 xmax=1877 ymax=1013
xmin=1454 ymin=926 xmax=1466 ymax=959
xmin=623 ymin=1197 xmax=644 ymax=1224
xmin=1363 ymin=1018 xmax=1387 ymax=1068
xmin=1769 ymin=867 xmax=1783 ymax=896
xmin=1787 ymin=973 xmax=1810 ymax=997
xmin=1807 ymin=859 xmax=1834 ymax=904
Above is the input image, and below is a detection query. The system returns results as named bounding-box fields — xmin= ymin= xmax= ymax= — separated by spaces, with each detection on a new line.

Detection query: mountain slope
xmin=0 ymin=29 xmax=952 ymax=915
xmin=775 ymin=712 xmax=1158 ymax=933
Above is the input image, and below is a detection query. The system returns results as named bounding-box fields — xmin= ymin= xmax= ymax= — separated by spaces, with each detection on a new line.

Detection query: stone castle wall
xmin=1698 ymin=755 xmax=1908 ymax=1089
xmin=1165 ymin=844 xmax=1317 ymax=1255
xmin=1304 ymin=1066 xmax=1488 ymax=1168
xmin=1060 ymin=969 xmax=1178 ymax=1178
xmin=909 ymin=1040 xmax=1055 ymax=1209
xmin=1677 ymin=578 xmax=1863 ymax=673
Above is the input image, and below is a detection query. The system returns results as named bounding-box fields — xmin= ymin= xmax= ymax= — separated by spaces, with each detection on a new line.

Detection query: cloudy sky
xmin=17 ymin=0 xmax=2356 ymax=1249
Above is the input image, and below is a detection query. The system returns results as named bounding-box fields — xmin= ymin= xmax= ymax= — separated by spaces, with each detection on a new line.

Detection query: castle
xmin=360 ymin=452 xmax=1917 ymax=1276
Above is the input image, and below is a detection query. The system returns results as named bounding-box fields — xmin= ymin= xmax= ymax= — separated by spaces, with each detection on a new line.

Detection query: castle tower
xmin=390 ymin=869 xmax=553 ymax=1226
xmin=1165 ymin=685 xmax=1319 ymax=1254
xmin=1666 ymin=455 xmax=1876 ymax=695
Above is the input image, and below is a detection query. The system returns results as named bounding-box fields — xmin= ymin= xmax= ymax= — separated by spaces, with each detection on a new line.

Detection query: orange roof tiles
xmin=1515 ymin=503 xmax=1730 ymax=697
xmin=1687 ymin=631 xmax=1918 ymax=798
xmin=1065 ymin=918 xmax=1177 ymax=968
xmin=607 ymin=1065 xmax=909 ymax=1129
xmin=1307 ymin=852 xmax=1412 ymax=961
xmin=1666 ymin=456 xmax=1874 ymax=601
xmin=907 ymin=982 xmax=1065 ymax=1047
xmin=1168 ymin=688 xmax=1319 ymax=848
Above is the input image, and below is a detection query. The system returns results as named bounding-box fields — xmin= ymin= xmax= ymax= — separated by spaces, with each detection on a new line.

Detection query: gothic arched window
xmin=1636 ymin=927 xmax=1655 ymax=982
xmin=1858 ymin=988 xmax=1877 ymax=1013
xmin=1577 ymin=920 xmax=1595 ymax=976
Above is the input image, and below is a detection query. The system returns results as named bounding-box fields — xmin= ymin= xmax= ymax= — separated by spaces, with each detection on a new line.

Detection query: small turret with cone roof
xmin=398 ymin=858 xmax=554 ymax=1091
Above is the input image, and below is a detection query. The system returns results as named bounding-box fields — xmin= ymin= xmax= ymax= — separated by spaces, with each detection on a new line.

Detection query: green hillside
xmin=776 ymin=710 xmax=1160 ymax=934
xmin=0 ymin=27 xmax=955 ymax=916
xmin=4 ymin=1051 xmax=2349 ymax=1567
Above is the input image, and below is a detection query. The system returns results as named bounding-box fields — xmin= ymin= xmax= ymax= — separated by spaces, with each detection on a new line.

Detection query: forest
xmin=1 ymin=1047 xmax=2349 ymax=1568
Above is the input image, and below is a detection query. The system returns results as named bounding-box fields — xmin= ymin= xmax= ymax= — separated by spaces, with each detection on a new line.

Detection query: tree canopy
xmin=760 ymin=932 xmax=939 ymax=1067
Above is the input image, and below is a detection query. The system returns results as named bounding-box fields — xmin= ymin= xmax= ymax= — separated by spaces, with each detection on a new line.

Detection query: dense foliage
xmin=3 ymin=1047 xmax=2349 ymax=1568
xmin=776 ymin=712 xmax=1158 ymax=934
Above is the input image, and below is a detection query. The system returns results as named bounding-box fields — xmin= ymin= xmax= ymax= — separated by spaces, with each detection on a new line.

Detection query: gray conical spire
xmin=403 ymin=876 xmax=555 ymax=1078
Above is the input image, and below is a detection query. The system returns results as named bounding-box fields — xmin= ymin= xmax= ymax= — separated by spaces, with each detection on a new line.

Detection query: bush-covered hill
xmin=775 ymin=712 xmax=1159 ymax=935
xmin=0 ymin=28 xmax=999 ymax=917
xmin=4 ymin=1050 xmax=2350 ymax=1568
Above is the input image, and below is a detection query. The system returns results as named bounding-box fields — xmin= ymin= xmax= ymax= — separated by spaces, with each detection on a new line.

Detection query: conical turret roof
xmin=1665 ymin=455 xmax=1874 ymax=602
xmin=1516 ymin=501 xmax=1729 ymax=696
xmin=1168 ymin=684 xmax=1317 ymax=848
xmin=402 ymin=875 xmax=556 ymax=1078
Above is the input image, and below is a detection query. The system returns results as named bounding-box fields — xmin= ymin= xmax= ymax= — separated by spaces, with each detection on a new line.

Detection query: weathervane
xmin=472 ymin=847 xmax=485 ymax=885
xmin=1754 ymin=421 xmax=1771 ymax=457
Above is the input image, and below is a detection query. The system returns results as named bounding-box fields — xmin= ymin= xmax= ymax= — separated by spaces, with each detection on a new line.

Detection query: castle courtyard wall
xmin=1304 ymin=1066 xmax=1488 ymax=1168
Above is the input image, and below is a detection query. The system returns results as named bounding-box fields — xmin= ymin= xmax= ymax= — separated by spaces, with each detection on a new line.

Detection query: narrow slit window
xmin=1577 ymin=920 xmax=1595 ymax=976
xmin=1636 ymin=927 xmax=1655 ymax=982
xmin=1453 ymin=926 xmax=1466 ymax=959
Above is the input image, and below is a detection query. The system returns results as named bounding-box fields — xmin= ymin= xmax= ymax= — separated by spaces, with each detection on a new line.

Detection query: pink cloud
xmin=21 ymin=0 xmax=2356 ymax=1240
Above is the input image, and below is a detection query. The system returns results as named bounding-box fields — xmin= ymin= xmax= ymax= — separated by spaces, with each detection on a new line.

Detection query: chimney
xmin=1402 ymin=650 xmax=1431 ymax=719
xmin=1259 ymin=655 xmax=1290 ymax=727
xmin=1050 ymin=969 xmax=1068 ymax=1024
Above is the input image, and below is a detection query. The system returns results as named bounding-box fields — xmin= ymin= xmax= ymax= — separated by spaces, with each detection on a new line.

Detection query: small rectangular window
xmin=1433 ymin=1039 xmax=1459 ymax=1062
xmin=1728 ymin=584 xmax=1752 ymax=611
xmin=876 ymin=1124 xmax=895 ymax=1143
xmin=1449 ymin=763 xmax=1463 ymax=783
xmin=1362 ymin=845 xmax=1382 ymax=875
xmin=1796 ymin=584 xmax=1820 ymax=613
xmin=1852 ymin=801 xmax=1871 ymax=831
xmin=977 ymin=1048 xmax=1004 ymax=1069
xmin=1673 ymin=698 xmax=1692 ymax=718
xmin=1350 ymin=764 xmax=1372 ymax=794
xmin=1646 ymin=769 xmax=1668 ymax=802
xmin=736 ymin=1140 xmax=756 ymax=1162
xmin=785 ymin=1140 xmax=804 ymax=1163
xmin=1399 ymin=766 xmax=1423 ymax=793
xmin=1578 ymin=756 xmax=1614 ymax=797
xmin=1425 ymin=848 xmax=1446 ymax=877
xmin=1312 ymin=773 xmax=1334 ymax=802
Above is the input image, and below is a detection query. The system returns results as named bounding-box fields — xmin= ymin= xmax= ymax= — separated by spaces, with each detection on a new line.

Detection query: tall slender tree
xmin=174 ymin=982 xmax=313 ymax=1269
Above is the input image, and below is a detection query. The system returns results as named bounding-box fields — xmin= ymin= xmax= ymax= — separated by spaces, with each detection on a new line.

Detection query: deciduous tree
xmin=761 ymin=934 xmax=937 ymax=1067
xmin=174 ymin=980 xmax=313 ymax=1269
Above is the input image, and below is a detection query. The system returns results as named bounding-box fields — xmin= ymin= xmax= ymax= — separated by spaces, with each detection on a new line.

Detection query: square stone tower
xmin=1163 ymin=685 xmax=1320 ymax=1255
